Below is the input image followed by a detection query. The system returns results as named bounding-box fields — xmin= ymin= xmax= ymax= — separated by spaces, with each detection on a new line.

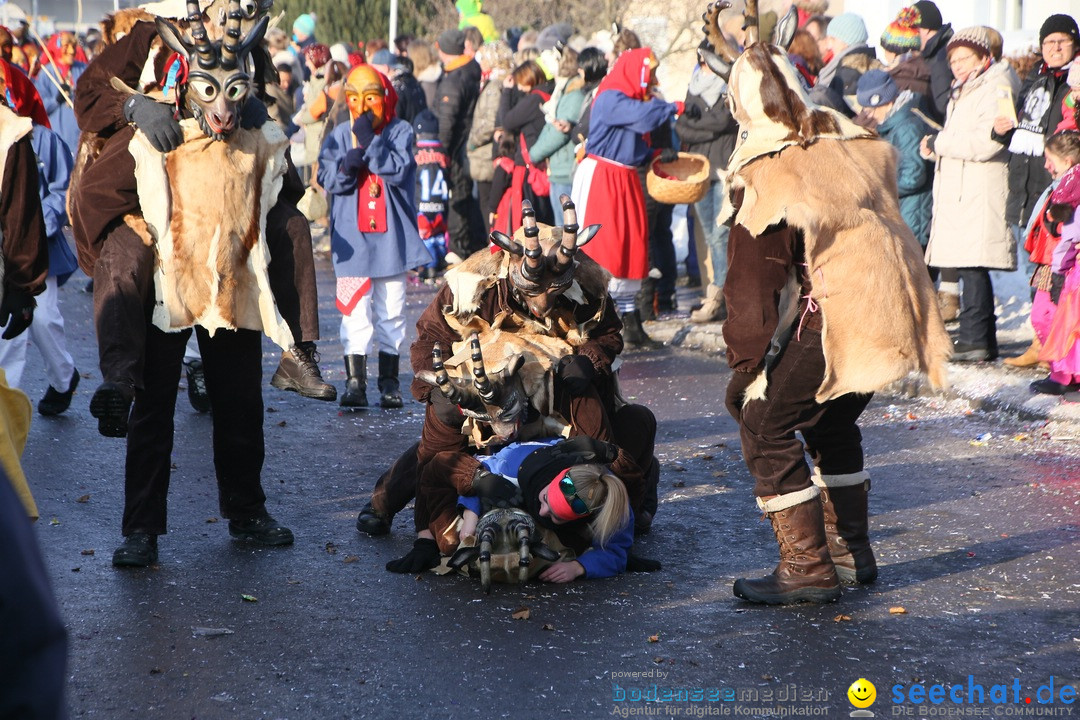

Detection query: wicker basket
xmin=646 ymin=152 xmax=711 ymax=204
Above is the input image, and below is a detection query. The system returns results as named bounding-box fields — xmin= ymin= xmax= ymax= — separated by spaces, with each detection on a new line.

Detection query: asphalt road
xmin=17 ymin=258 xmax=1080 ymax=719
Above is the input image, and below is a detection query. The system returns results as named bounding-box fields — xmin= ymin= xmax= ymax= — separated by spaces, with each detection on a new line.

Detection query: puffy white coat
xmin=925 ymin=60 xmax=1021 ymax=270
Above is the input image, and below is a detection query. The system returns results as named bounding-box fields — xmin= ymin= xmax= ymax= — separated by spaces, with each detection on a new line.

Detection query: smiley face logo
xmin=848 ymin=678 xmax=876 ymax=709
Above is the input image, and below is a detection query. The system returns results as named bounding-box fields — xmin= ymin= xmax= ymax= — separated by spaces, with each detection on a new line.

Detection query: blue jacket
xmin=30 ymin=124 xmax=78 ymax=283
xmin=877 ymin=96 xmax=933 ymax=246
xmin=585 ymin=91 xmax=676 ymax=167
xmin=461 ymin=439 xmax=633 ymax=580
xmin=318 ymin=117 xmax=432 ymax=280
xmin=34 ymin=62 xmax=83 ymax=159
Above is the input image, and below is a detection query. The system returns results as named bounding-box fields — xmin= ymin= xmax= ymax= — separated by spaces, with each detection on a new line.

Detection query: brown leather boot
xmin=814 ymin=471 xmax=877 ymax=585
xmin=733 ymin=489 xmax=841 ymax=605
xmin=1003 ymin=336 xmax=1042 ymax=368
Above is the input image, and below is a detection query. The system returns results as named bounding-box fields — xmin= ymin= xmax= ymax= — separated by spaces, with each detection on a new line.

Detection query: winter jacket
xmin=925 ymin=61 xmax=1021 ymax=270
xmin=498 ymin=84 xmax=551 ymax=165
xmin=818 ymin=44 xmax=882 ymax=110
xmin=0 ymin=106 xmax=48 ymax=300
xmin=1002 ymin=61 xmax=1076 ymax=227
xmin=675 ymin=69 xmax=737 ymax=178
xmin=528 ymin=84 xmax=586 ymax=185
xmin=30 ymin=124 xmax=78 ymax=283
xmin=920 ymin=24 xmax=955 ymax=125
xmin=391 ymin=71 xmax=427 ymax=125
xmin=434 ymin=56 xmax=481 ymax=160
xmin=888 ymin=53 xmax=931 ymax=99
xmin=875 ymin=94 xmax=933 ymax=246
xmin=466 ymin=77 xmax=502 ymax=182
xmin=34 ymin=61 xmax=84 ymax=157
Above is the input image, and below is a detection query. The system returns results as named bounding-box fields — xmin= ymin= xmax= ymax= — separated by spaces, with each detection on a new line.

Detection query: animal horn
xmin=744 ymin=0 xmax=760 ymax=47
xmin=520 ymin=200 xmax=544 ymax=282
xmin=219 ymin=0 xmax=244 ymax=69
xmin=478 ymin=523 xmax=495 ymax=594
xmin=431 ymin=343 xmax=465 ymax=404
xmin=701 ymin=1 xmax=740 ymax=65
xmin=772 ymin=3 xmax=798 ymax=50
xmin=489 ymin=230 xmax=523 ymax=256
xmin=554 ymin=194 xmax=579 ymax=272
xmin=469 ymin=333 xmax=496 ymax=403
xmin=185 ymin=0 xmax=216 ymax=69
xmin=512 ymin=519 xmax=531 ymax=585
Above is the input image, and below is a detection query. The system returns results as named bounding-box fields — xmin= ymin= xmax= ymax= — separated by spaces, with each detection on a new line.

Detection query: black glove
xmin=555 ymin=435 xmax=619 ymax=465
xmin=472 ymin=469 xmax=522 ymax=508
xmin=239 ymin=96 xmax=269 ymax=130
xmin=557 ymin=354 xmax=596 ymax=396
xmin=123 ymin=94 xmax=183 ymax=153
xmin=59 ymin=83 xmax=72 ymax=97
xmin=658 ymin=148 xmax=679 ymax=163
xmin=626 ymin=553 xmax=662 ymax=572
xmin=1051 ymin=272 xmax=1066 ymax=305
xmin=351 ymin=110 xmax=377 ymax=149
xmin=341 ymin=148 xmax=367 ymax=174
xmin=385 ymin=537 xmax=441 ymax=573
xmin=682 ymin=103 xmax=702 ymax=120
xmin=428 ymin=392 xmax=462 ymax=426
xmin=724 ymin=370 xmax=757 ymax=416
xmin=0 ymin=288 xmax=35 ymax=340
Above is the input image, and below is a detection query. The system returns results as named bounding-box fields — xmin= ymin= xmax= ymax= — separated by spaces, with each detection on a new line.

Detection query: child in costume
xmin=412 ymin=109 xmax=449 ymax=278
xmin=318 ymin=65 xmax=432 ymax=409
xmin=1036 ymin=131 xmax=1080 ymax=392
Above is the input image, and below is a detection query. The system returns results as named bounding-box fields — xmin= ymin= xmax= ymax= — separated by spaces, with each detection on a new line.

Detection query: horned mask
xmin=489 ymin=195 xmax=601 ymax=320
xmin=154 ymin=0 xmax=269 ymax=140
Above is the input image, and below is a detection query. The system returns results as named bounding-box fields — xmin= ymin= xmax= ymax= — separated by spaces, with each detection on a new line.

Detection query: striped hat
xmin=881 ymin=7 xmax=921 ymax=54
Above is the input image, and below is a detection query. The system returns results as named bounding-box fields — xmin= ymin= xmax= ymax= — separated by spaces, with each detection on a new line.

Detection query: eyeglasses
xmin=1042 ymin=38 xmax=1074 ymax=49
xmin=559 ymin=474 xmax=590 ymax=516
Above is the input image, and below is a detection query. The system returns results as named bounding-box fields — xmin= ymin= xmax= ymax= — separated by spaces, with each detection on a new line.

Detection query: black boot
xmin=340 ymin=355 xmax=368 ymax=408
xmin=89 ymin=380 xmax=135 ymax=438
xmin=377 ymin=351 xmax=404 ymax=409
xmin=621 ymin=310 xmax=661 ymax=349
xmin=818 ymin=475 xmax=877 ymax=585
xmin=271 ymin=342 xmax=337 ymax=401
xmin=356 ymin=501 xmax=393 ymax=536
xmin=636 ymin=275 xmax=658 ymax=321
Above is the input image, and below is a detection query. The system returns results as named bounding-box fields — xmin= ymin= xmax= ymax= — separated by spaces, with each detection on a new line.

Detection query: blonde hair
xmin=565 ymin=464 xmax=631 ymax=547
xmin=475 ymin=40 xmax=513 ymax=75
xmin=408 ymin=39 xmax=436 ymax=75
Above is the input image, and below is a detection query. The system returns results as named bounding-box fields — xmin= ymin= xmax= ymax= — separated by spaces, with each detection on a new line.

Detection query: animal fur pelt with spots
xmin=129 ymin=118 xmax=293 ymax=348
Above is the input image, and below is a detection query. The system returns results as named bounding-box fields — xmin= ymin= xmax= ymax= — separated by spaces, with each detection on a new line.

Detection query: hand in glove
xmin=123 ymin=94 xmax=183 ymax=153
xmin=385 ymin=537 xmax=441 ymax=573
xmin=0 ymin=288 xmax=35 ymax=339
xmin=557 ymin=354 xmax=596 ymax=396
xmin=724 ymin=370 xmax=758 ymax=416
xmin=682 ymin=103 xmax=702 ymax=120
xmin=554 ymin=435 xmax=619 ymax=465
xmin=472 ymin=469 xmax=522 ymax=508
xmin=239 ymin=96 xmax=270 ymax=130
xmin=351 ymin=110 xmax=377 ymax=149
xmin=341 ymin=148 xmax=367 ymax=174
xmin=428 ymin=391 xmax=462 ymax=426
xmin=658 ymin=147 xmax=679 ymax=164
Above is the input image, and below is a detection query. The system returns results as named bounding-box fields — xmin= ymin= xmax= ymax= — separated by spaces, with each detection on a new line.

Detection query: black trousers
xmin=727 ymin=327 xmax=872 ymax=498
xmin=121 ymin=325 xmax=267 ymax=536
xmin=93 ymin=201 xmax=319 ymax=387
xmin=446 ymin=154 xmax=486 ymax=260
xmin=957 ymin=268 xmax=997 ymax=353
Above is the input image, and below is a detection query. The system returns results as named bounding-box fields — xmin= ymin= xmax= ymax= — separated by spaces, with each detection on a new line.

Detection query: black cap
xmin=912 ymin=1 xmax=942 ymax=31
xmin=414 ymin=109 xmax=439 ymax=137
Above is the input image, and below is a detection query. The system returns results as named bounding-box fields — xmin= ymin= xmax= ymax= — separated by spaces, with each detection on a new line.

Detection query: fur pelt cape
xmin=721 ymin=44 xmax=950 ymax=402
xmin=0 ymin=104 xmax=34 ymax=307
xmin=129 ymin=118 xmax=293 ymax=349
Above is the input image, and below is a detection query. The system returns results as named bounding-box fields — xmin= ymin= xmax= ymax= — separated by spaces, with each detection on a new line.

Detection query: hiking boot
xmin=112 ymin=533 xmax=158 ymax=567
xmin=271 ymin=342 xmax=337 ymax=401
xmin=185 ymin=360 xmax=211 ymax=413
xmin=228 ymin=512 xmax=294 ymax=546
